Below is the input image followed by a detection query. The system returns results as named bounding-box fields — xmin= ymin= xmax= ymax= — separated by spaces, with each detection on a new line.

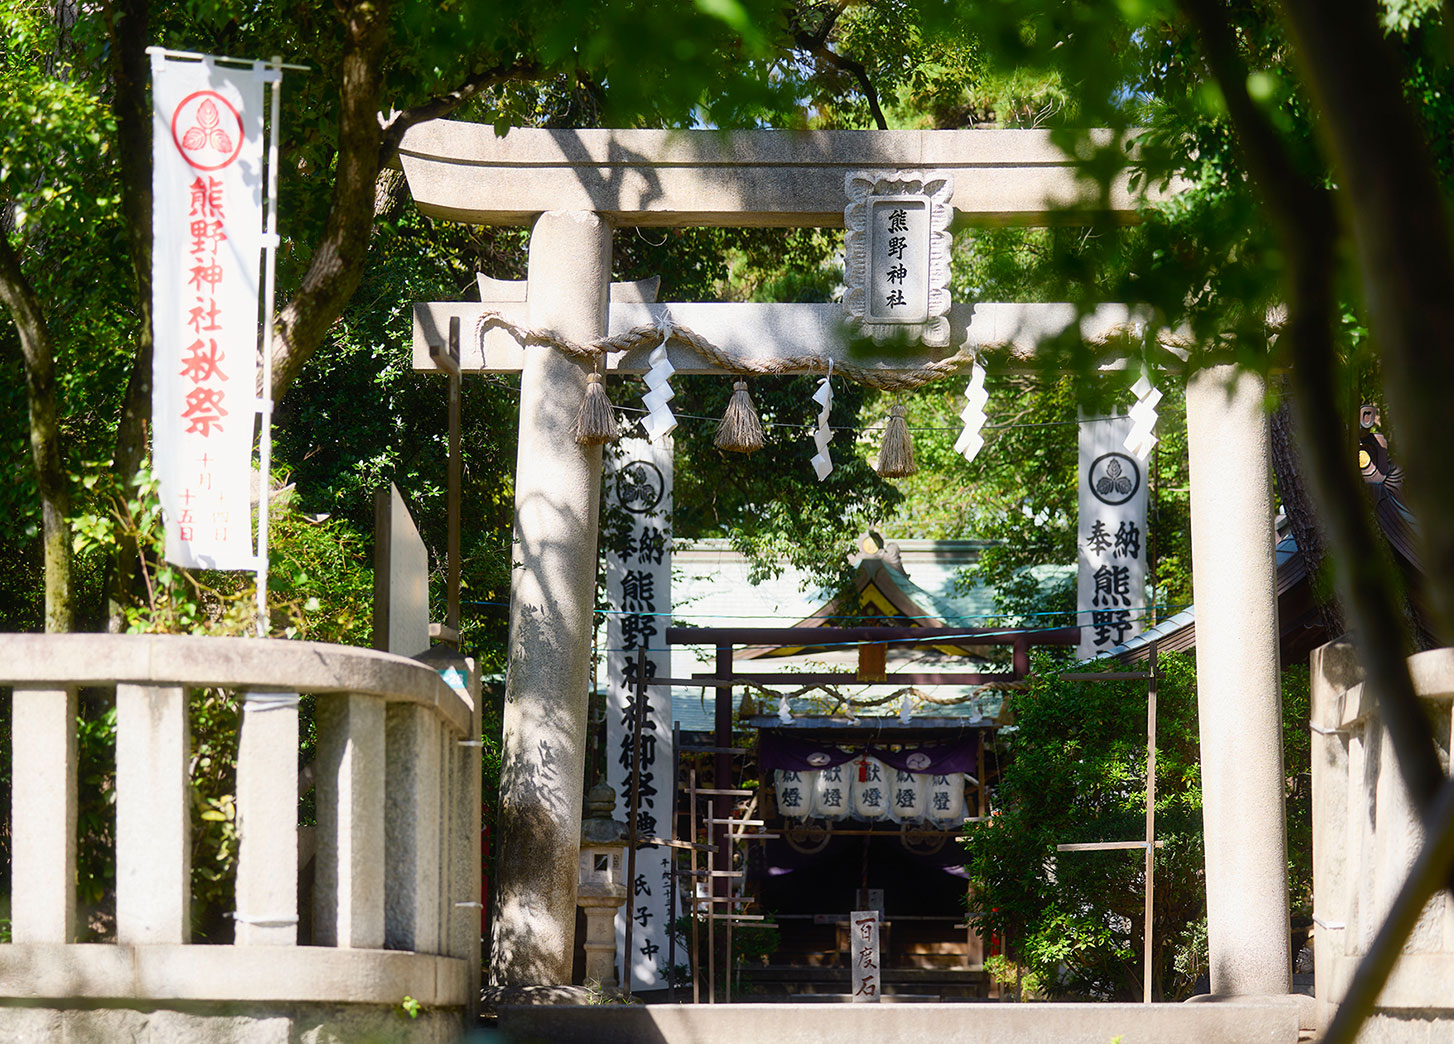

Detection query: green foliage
xmin=75 ymin=702 xmax=117 ymax=931
xmin=0 ymin=8 xmax=140 ymax=630
xmin=966 ymin=652 xmax=1310 ymax=1000
xmin=668 ymin=914 xmax=779 ymax=994
xmin=188 ymin=688 xmax=241 ymax=942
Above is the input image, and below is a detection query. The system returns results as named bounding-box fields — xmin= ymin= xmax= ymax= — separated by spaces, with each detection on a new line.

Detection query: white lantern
xmin=814 ymin=763 xmax=851 ymax=820
xmin=775 ymin=769 xmax=816 ymax=819
xmin=851 ymin=756 xmax=891 ymax=820
xmin=926 ymin=773 xmax=966 ymax=824
xmin=889 ymin=768 xmax=926 ymax=822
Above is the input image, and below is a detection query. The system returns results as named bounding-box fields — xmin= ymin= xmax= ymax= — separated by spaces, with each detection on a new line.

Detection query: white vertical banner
xmin=151 ymin=54 xmax=264 ymax=570
xmin=605 ymin=437 xmax=674 ymax=990
xmin=1078 ymin=415 xmax=1149 ymax=659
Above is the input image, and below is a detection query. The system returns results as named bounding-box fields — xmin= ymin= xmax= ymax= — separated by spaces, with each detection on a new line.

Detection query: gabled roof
xmin=738 ymin=552 xmax=997 ymax=660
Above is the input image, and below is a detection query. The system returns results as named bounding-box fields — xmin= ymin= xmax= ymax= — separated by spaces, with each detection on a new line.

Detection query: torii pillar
xmin=1186 ymin=364 xmax=1291 ymax=995
xmin=401 ymin=125 xmax=1287 ymax=997
xmin=492 ymin=211 xmax=610 ymax=986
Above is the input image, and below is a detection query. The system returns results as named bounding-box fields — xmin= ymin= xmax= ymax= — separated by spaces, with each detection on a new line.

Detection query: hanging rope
xmin=475 ymin=309 xmax=974 ymax=392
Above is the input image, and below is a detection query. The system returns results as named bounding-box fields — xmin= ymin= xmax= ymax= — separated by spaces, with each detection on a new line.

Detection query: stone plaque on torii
xmin=399 ymin=124 xmax=1289 ymax=1002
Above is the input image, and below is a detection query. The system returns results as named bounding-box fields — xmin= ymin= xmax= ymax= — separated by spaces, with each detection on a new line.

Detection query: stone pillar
xmin=385 ymin=702 xmax=444 ymax=953
xmin=492 ymin=210 xmax=611 ymax=986
xmin=116 ymin=684 xmax=191 ymax=944
xmin=314 ymin=692 xmax=386 ymax=949
xmin=1310 ymin=639 xmax=1359 ymax=1028
xmin=11 ymin=686 xmax=77 ymax=943
xmin=1186 ymin=364 xmax=1290 ymax=995
xmin=234 ymin=690 xmax=299 ymax=946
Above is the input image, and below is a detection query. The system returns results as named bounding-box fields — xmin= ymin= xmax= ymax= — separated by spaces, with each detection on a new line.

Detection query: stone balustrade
xmin=0 ymin=633 xmax=481 ymax=1040
xmin=1312 ymin=641 xmax=1454 ymax=1039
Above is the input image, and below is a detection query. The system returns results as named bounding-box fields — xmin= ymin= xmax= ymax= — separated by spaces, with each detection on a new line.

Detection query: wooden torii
xmin=399 ymin=124 xmax=1289 ymax=1001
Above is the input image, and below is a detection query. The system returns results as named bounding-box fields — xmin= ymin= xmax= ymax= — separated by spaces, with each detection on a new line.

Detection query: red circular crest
xmin=170 ymin=90 xmax=244 ymax=171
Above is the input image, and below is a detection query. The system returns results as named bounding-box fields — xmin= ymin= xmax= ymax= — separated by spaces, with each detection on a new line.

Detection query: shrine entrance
xmin=399 ymin=124 xmax=1290 ymax=1003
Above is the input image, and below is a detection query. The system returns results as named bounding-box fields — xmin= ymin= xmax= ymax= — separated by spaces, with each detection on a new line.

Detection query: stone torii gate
xmin=399 ymin=124 xmax=1289 ymax=999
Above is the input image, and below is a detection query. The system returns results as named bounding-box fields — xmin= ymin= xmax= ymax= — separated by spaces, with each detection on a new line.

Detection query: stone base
xmin=497 ymin=999 xmax=1302 ymax=1044
xmin=481 ymin=984 xmax=602 ymax=1017
xmin=0 ymin=1000 xmax=463 ymax=1044
xmin=1185 ymin=991 xmax=1317 ymax=1033
xmin=1354 ymin=1011 xmax=1454 ymax=1043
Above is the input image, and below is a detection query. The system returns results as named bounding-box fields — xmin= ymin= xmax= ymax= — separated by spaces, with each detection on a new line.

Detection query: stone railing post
xmin=11 ymin=685 xmax=77 ymax=943
xmin=448 ymin=661 xmax=484 ymax=976
xmin=385 ymin=703 xmax=443 ymax=953
xmin=1310 ymin=639 xmax=1360 ymax=1028
xmin=116 ymin=684 xmax=191 ymax=944
xmin=313 ymin=693 xmax=385 ymax=948
xmin=234 ymin=690 xmax=300 ymax=945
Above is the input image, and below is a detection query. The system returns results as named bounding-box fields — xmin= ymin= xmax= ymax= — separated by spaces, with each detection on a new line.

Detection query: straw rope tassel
xmin=714 ymin=379 xmax=765 ymax=453
xmin=876 ymin=400 xmax=917 ymax=477
xmin=574 ymin=369 xmax=619 ymax=446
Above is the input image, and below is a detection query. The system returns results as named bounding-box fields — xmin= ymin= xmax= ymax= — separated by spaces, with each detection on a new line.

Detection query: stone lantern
xmin=577 ymin=782 xmax=629 ymax=989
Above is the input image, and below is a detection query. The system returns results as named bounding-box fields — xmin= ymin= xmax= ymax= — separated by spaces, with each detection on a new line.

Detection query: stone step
xmin=496 ymin=999 xmax=1305 ymax=1044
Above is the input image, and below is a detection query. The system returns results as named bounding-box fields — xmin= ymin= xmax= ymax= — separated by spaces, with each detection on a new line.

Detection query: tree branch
xmin=376 ymin=56 xmax=543 ymax=169
xmin=270 ymin=0 xmax=391 ymax=398
xmin=790 ymin=5 xmax=888 ymax=130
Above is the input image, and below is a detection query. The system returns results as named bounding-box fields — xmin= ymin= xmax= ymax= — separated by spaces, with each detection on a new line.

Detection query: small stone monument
xmin=577 ymin=782 xmax=629 ymax=989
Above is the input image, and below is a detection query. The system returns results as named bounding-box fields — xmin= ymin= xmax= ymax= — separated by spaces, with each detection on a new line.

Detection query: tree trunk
xmin=270 ymin=0 xmax=390 ymax=399
xmin=105 ymin=0 xmax=152 ymax=486
xmin=103 ymin=0 xmax=152 ymax=631
xmin=1278 ymin=0 xmax=1454 ymax=644
xmin=0 ymin=234 xmax=72 ymax=633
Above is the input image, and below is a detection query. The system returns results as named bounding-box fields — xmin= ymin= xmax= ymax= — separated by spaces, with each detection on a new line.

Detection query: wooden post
xmin=689 ymin=768 xmax=701 ymax=1005
xmin=447 ymin=316 xmax=462 ymax=641
xmin=1143 ymin=643 xmax=1159 ymax=1003
xmin=712 ymin=645 xmax=733 ymax=908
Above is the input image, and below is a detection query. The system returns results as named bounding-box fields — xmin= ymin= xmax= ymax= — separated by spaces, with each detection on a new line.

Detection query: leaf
xmin=210 ymin=128 xmax=232 ymax=154
xmin=197 ymin=99 xmax=219 ymax=128
xmin=182 ymin=127 xmax=206 ymax=151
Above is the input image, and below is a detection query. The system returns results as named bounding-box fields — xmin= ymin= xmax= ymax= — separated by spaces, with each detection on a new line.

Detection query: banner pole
xmin=255 ymin=56 xmax=282 ymax=637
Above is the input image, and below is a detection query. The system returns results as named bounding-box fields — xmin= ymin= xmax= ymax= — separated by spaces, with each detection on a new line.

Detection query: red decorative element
xmin=170 ymin=91 xmax=244 ymax=171
xmin=181 ymin=386 xmax=228 ymax=437
xmin=180 ymin=338 xmax=228 ymax=385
